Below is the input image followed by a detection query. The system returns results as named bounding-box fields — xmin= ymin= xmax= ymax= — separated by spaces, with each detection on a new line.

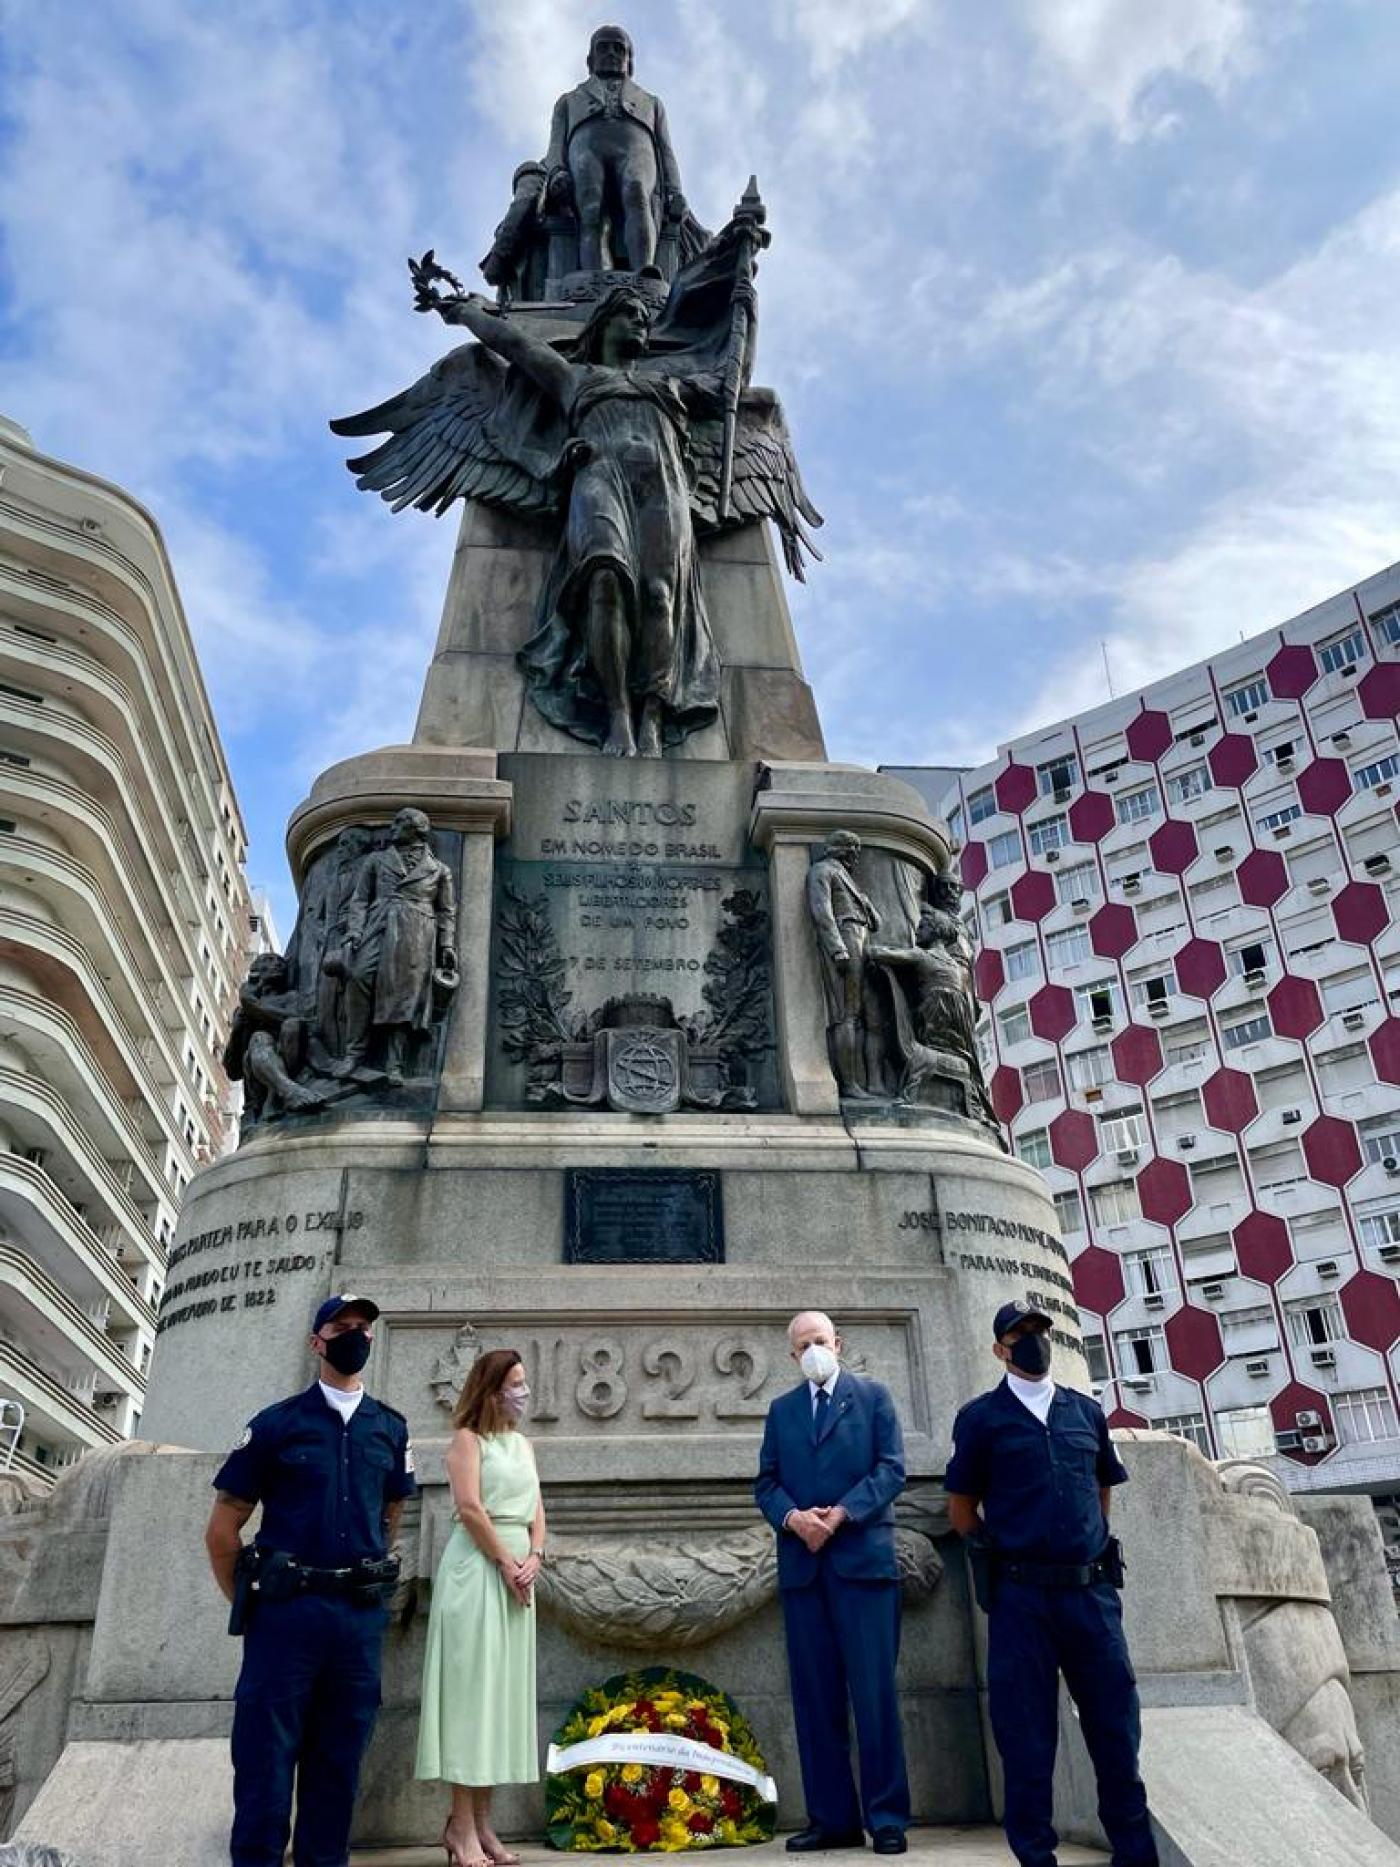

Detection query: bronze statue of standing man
xmin=545 ymin=25 xmax=687 ymax=275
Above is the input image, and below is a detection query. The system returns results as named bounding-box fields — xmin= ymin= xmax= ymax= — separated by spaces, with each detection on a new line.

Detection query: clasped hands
xmin=787 ymin=1505 xmax=848 ymax=1553
xmin=497 ymin=1550 xmax=543 ymax=1607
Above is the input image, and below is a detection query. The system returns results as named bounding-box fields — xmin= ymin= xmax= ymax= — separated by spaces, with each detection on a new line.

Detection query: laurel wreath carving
xmin=535 ymin=1526 xmax=941 ymax=1649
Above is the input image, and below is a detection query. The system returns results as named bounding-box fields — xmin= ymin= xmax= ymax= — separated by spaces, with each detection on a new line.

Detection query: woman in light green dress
xmin=417 ymin=1347 xmax=546 ymax=1867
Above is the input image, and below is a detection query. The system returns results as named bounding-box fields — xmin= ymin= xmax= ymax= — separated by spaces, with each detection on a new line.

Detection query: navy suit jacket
xmin=754 ymin=1371 xmax=905 ymax=1589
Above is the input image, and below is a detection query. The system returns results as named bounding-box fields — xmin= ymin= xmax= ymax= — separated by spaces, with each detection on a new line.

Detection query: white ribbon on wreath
xmin=547 ymin=1731 xmax=778 ymax=1806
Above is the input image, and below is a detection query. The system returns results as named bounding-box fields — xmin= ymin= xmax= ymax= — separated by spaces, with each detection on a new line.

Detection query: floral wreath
xmin=546 ymin=1666 xmax=777 ymax=1851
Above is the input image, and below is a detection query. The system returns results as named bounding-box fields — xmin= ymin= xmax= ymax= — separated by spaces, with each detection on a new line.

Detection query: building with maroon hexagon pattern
xmin=885 ymin=559 xmax=1400 ymax=1504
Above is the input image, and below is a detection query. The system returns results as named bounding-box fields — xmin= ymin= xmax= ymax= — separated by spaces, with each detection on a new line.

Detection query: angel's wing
xmin=329 ymin=343 xmax=558 ymax=519
xmin=688 ymin=391 xmax=824 ymax=581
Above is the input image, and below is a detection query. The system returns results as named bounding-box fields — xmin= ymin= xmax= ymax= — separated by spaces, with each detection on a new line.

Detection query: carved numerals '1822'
xmin=522 ymin=1333 xmax=774 ymax=1424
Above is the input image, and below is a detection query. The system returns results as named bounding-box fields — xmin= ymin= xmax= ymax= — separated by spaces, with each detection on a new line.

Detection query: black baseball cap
xmin=312 ymin=1292 xmax=380 ymax=1333
xmin=993 ymin=1299 xmax=1052 ymax=1340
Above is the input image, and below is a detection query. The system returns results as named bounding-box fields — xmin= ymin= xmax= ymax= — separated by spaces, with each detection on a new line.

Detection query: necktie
xmin=814 ymin=1387 xmax=830 ymax=1435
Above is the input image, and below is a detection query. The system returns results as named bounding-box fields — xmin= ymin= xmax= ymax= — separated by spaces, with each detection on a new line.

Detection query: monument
xmin=7 ymin=27 xmax=1400 ymax=1866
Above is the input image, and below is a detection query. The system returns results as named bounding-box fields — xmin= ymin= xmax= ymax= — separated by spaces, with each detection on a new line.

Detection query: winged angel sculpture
xmin=331 ymin=192 xmax=821 ymax=757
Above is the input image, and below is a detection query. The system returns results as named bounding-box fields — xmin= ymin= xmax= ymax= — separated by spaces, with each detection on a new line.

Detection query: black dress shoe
xmin=871 ymin=1830 xmax=907 ymax=1855
xmin=785 ymin=1827 xmax=866 ymax=1852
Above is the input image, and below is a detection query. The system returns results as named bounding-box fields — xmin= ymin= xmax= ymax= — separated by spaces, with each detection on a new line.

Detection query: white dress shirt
xmin=809 ymin=1368 xmax=841 ymax=1417
xmin=1006 ymin=1370 xmax=1055 ymax=1425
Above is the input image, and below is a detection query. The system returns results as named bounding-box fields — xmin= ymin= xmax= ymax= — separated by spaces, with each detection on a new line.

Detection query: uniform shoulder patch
xmin=233 ymin=1424 xmax=253 ymax=1450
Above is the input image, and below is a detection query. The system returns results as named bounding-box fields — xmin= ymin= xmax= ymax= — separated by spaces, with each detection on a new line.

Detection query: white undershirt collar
xmin=319 ymin=1380 xmax=365 ymax=1422
xmin=1006 ymin=1369 xmax=1056 ymax=1424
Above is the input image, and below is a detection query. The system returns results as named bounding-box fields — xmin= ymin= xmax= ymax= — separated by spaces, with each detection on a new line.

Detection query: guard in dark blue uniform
xmin=204 ymin=1293 xmax=415 ymax=1867
xmin=946 ymin=1300 xmax=1157 ymax=1867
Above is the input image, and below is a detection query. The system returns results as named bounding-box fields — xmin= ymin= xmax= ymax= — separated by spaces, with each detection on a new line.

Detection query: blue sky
xmin=4 ymin=0 xmax=1400 ymax=932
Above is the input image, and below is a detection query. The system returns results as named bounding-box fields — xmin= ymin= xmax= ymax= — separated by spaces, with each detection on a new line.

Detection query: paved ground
xmin=352 ymin=1832 xmax=1108 ymax=1864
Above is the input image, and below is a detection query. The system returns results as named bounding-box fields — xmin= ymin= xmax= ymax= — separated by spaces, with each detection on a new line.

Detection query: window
xmin=946 ymin=803 xmax=965 ymax=842
xmin=1159 ymin=1412 xmax=1210 ymax=1455
xmin=1125 ymin=1245 xmax=1176 ymax=1298
xmin=1222 ymin=1011 xmax=1272 ymax=1050
xmin=1067 ymin=1045 xmax=1112 ymax=1090
xmin=1056 ymin=862 xmax=1100 ymax=907
xmin=1324 ymin=970 xmax=1378 ymax=1016
xmin=1356 ymin=754 xmax=1400 ymax=791
xmin=1129 ymin=971 xmax=1174 ymax=1011
xmin=1286 ymin=1298 xmax=1343 ymax=1348
xmin=1054 ymin=1188 xmax=1084 ymax=1235
xmin=1102 ymin=1108 xmax=1147 ymax=1152
xmin=1167 ymin=1036 xmax=1209 ymax=1067
xmin=1023 ymin=1058 xmax=1061 ymax=1104
xmin=1074 ymin=979 xmax=1121 ymax=1027
xmin=988 ymin=829 xmax=1021 ymax=870
xmin=1115 ymin=1325 xmax=1165 ymax=1375
xmin=1254 ymin=1142 xmax=1304 ymax=1191
xmin=1182 ymin=1233 xmax=1235 ymax=1280
xmin=1319 ymin=627 xmax=1365 ymax=675
xmin=1256 ymin=802 xmax=1302 ymax=834
xmin=1046 ymin=925 xmax=1092 ymax=968
xmin=1028 ymin=813 xmax=1069 ymax=856
xmin=1222 ymin=1305 xmax=1279 ymax=1353
xmin=1229 ymin=939 xmax=1273 ymax=978
xmin=1225 ymin=676 xmax=1269 ymax=717
xmin=998 ymin=1005 xmax=1032 ymax=1047
xmin=1362 ymin=1120 xmax=1400 ymax=1166
xmin=1361 ymin=1207 xmax=1400 ymax=1249
xmin=1335 ymin=1387 xmax=1400 ymax=1447
xmin=1371 ymin=599 xmax=1400 ymax=646
xmin=1264 ymin=739 xmax=1298 ymax=768
xmin=1037 ymin=754 xmax=1080 ymax=797
xmin=1083 ymin=1333 xmax=1109 ymax=1383
xmin=1216 ymin=1405 xmax=1277 ymax=1460
xmin=1091 ymin=1179 xmax=1140 ymax=1227
xmin=983 ymin=890 xmax=1013 ymax=928
xmin=1116 ymin=784 xmax=1161 ymax=826
xmin=1017 ymin=1128 xmax=1052 ymax=1169
xmin=1167 ymin=763 xmax=1212 ymax=804
xmin=1005 ymin=940 xmax=1039 ymax=982
xmin=968 ymin=785 xmax=997 ymax=825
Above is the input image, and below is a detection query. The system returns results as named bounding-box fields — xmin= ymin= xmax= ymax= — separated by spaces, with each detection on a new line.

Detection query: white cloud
xmin=1021 ymin=0 xmax=1264 ymax=140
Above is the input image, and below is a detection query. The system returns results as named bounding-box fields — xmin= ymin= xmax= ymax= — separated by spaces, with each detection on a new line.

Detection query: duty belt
xmin=993 ymin=1548 xmax=1118 ymax=1589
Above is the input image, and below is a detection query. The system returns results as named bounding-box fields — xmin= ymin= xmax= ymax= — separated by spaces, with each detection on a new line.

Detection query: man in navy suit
xmin=755 ymin=1310 xmax=911 ymax=1854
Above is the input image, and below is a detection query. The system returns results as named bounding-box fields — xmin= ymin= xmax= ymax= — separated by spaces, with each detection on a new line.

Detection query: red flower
xmin=633 ymin=1818 xmax=660 ymax=1849
xmin=688 ymin=1813 xmax=715 ymax=1835
xmin=683 ymin=1772 xmax=701 ymax=1792
xmin=604 ymin=1784 xmax=631 ymax=1817
xmin=720 ymin=1788 xmax=741 ymax=1820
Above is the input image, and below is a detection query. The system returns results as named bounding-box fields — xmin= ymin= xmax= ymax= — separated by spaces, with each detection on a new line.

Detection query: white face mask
xmin=800 ymin=1343 xmax=839 ymax=1385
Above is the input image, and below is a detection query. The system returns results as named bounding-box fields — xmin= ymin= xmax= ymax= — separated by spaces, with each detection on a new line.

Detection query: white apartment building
xmin=889 ymin=557 xmax=1400 ymax=1507
xmin=0 ymin=413 xmax=251 ymax=1484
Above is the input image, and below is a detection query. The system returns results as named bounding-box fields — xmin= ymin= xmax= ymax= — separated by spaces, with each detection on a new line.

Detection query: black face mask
xmin=321 ymin=1329 xmax=372 ymax=1376
xmin=1008 ymin=1332 xmax=1052 ymax=1378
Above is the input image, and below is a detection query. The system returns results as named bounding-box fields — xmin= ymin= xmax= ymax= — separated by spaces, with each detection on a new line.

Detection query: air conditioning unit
xmin=1297 ymin=1409 xmax=1323 ymax=1428
xmin=1385 ymin=1157 xmax=1400 ymax=1177
xmin=1317 ymin=1259 xmax=1340 ymax=1278
xmin=1054 ymin=786 xmax=1072 ymax=804
xmin=1343 ymin=1010 xmax=1367 ymax=1030
xmin=1376 ymin=784 xmax=1394 ymax=800
xmin=1244 ymin=968 xmax=1266 ymax=988
xmin=1275 ymin=1429 xmax=1304 ymax=1450
xmin=1380 ymin=1244 xmax=1400 ymax=1264
xmin=1201 ymin=1280 xmax=1225 ymax=1301
xmin=1190 ymin=733 xmax=1206 ymax=747
xmin=1072 ymin=896 xmax=1091 ymax=912
xmin=1276 ymin=754 xmax=1296 ymax=773
xmin=1302 ymin=1433 xmax=1333 ymax=1453
xmin=1365 ymin=854 xmax=1393 ymax=874
xmin=1178 ymin=1134 xmax=1197 ymax=1150
xmin=1341 ymin=664 xmax=1357 ymax=679
xmin=1215 ymin=845 xmax=1234 ymax=862
xmin=1122 ymin=874 xmax=1142 ymax=896
xmin=1332 ymin=730 xmax=1352 ymax=747
xmin=1084 ymin=1087 xmax=1104 ymax=1103
xmin=1105 ymin=769 xmax=1120 ymax=784
xmin=1282 ymin=1108 xmax=1302 ymax=1125
xmin=1122 ymin=1375 xmax=1154 ymax=1392
xmin=1310 ymin=1347 xmax=1337 ymax=1368
xmin=1272 ymin=824 xmax=1293 ymax=840
xmin=1116 ymin=1146 xmax=1140 ymax=1166
xmin=1045 ymin=848 xmax=1061 ymax=864
xmin=1149 ymin=1000 xmax=1170 ymax=1020
xmin=1243 ymin=711 xmax=1259 ymax=724
xmin=1308 ymin=877 xmax=1332 ymax=895
xmin=1092 ymin=1014 xmax=1114 ymax=1034
xmin=1245 ymin=1357 xmax=1272 ymax=1377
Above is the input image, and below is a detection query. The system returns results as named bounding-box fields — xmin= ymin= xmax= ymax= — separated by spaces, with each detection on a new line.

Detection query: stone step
xmin=351 ymin=1832 xmax=1109 ymax=1865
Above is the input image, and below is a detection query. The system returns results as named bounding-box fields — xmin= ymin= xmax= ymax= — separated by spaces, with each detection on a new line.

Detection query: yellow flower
xmin=596 ymin=1820 xmax=617 ymax=1843
xmin=622 ymin=1763 xmax=644 ymax=1784
xmin=717 ymin=1820 xmax=740 ymax=1844
xmin=667 ymin=1787 xmax=691 ymax=1812
xmin=587 ymin=1714 xmax=609 ymax=1737
xmin=608 ymin=1703 xmax=632 ymax=1727
xmin=659 ymin=1819 xmax=691 ymax=1851
xmin=664 ymin=1711 xmax=687 ymax=1729
xmin=700 ymin=1775 xmax=720 ymax=1798
xmin=585 ymin=1771 xmax=605 ymax=1800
